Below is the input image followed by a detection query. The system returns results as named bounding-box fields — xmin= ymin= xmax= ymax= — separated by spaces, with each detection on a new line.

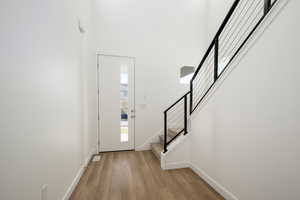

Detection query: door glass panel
xmin=120 ymin=64 xmax=129 ymax=142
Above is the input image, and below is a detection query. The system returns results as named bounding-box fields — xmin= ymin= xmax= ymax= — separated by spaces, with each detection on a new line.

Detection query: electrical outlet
xmin=41 ymin=184 xmax=48 ymax=200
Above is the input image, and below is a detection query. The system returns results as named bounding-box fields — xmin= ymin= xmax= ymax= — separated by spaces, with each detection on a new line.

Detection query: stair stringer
xmin=160 ymin=133 xmax=191 ymax=170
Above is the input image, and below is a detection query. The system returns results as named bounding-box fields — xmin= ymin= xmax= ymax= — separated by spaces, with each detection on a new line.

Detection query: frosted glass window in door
xmin=120 ymin=65 xmax=129 ymax=142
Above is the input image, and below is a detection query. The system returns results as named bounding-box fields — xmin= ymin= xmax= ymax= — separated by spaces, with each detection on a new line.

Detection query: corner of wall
xmin=62 ymin=145 xmax=97 ymax=200
xmin=189 ymin=162 xmax=239 ymax=200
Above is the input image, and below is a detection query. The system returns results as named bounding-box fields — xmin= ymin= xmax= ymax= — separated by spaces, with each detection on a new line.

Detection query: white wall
xmin=207 ymin=0 xmax=235 ymax=40
xmin=190 ymin=0 xmax=300 ymax=199
xmin=78 ymin=0 xmax=99 ymax=166
xmin=161 ymin=134 xmax=191 ymax=170
xmin=92 ymin=0 xmax=208 ymax=147
xmin=0 ymin=0 xmax=97 ymax=199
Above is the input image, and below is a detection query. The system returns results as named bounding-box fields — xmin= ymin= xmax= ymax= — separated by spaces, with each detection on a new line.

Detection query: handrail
xmin=164 ymin=91 xmax=190 ymax=113
xmin=191 ymin=0 xmax=241 ymax=82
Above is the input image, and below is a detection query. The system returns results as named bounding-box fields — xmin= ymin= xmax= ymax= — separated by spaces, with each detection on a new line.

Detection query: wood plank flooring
xmin=70 ymin=151 xmax=224 ymax=200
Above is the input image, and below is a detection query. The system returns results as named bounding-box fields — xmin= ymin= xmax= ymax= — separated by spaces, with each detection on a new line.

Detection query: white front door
xmin=98 ymin=55 xmax=135 ymax=152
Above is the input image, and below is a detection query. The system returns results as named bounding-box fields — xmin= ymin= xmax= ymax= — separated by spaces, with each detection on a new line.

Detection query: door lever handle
xmin=130 ymin=115 xmax=136 ymax=118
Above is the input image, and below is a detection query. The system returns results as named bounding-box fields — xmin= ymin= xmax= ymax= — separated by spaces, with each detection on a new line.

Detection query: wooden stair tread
xmin=168 ymin=127 xmax=184 ymax=137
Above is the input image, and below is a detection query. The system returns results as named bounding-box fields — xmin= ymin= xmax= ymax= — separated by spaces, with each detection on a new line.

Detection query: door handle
xmin=130 ymin=115 xmax=136 ymax=118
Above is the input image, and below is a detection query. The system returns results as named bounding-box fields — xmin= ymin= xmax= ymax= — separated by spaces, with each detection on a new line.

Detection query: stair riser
xmin=150 ymin=143 xmax=163 ymax=161
xmin=151 ymin=130 xmax=184 ymax=162
xmin=159 ymin=136 xmax=164 ymax=145
xmin=159 ymin=132 xmax=181 ymax=145
xmin=168 ymin=129 xmax=178 ymax=138
xmin=159 ymin=135 xmax=172 ymax=145
xmin=152 ymin=149 xmax=161 ymax=160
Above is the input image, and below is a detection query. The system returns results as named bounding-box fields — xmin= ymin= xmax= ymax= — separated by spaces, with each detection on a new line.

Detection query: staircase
xmin=151 ymin=128 xmax=183 ymax=160
xmin=150 ymin=0 xmax=279 ymax=160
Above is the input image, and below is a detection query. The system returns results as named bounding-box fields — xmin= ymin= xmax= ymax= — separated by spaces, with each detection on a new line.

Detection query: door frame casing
xmin=96 ymin=53 xmax=136 ymax=153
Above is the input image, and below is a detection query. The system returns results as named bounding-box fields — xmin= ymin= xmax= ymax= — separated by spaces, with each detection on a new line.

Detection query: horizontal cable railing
xmin=163 ymin=92 xmax=189 ymax=153
xmin=190 ymin=0 xmax=278 ymax=114
xmin=163 ymin=0 xmax=279 ymax=153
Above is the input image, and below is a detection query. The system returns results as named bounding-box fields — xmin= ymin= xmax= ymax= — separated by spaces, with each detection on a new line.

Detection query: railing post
xmin=164 ymin=111 xmax=168 ymax=153
xmin=214 ymin=36 xmax=219 ymax=82
xmin=190 ymin=81 xmax=193 ymax=114
xmin=264 ymin=0 xmax=271 ymax=14
xmin=184 ymin=95 xmax=188 ymax=135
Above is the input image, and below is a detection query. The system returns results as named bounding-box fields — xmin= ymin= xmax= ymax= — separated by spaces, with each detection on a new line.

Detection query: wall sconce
xmin=180 ymin=66 xmax=195 ymax=84
xmin=78 ymin=19 xmax=85 ymax=34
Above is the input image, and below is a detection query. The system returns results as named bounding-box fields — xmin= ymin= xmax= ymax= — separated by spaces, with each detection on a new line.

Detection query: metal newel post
xmin=164 ymin=111 xmax=167 ymax=153
xmin=184 ymin=95 xmax=188 ymax=135
xmin=264 ymin=0 xmax=271 ymax=14
xmin=214 ymin=37 xmax=219 ymax=82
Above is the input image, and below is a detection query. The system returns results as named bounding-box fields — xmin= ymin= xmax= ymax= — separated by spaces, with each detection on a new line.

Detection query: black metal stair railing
xmin=163 ymin=0 xmax=279 ymax=153
xmin=190 ymin=0 xmax=278 ymax=114
xmin=163 ymin=92 xmax=189 ymax=153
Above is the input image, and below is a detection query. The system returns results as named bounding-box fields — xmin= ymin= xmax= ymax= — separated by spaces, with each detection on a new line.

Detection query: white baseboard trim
xmin=163 ymin=161 xmax=190 ymax=170
xmin=162 ymin=160 xmax=238 ymax=200
xmin=84 ymin=145 xmax=98 ymax=166
xmin=62 ymin=165 xmax=85 ymax=200
xmin=189 ymin=162 xmax=239 ymax=200
xmin=62 ymin=147 xmax=97 ymax=200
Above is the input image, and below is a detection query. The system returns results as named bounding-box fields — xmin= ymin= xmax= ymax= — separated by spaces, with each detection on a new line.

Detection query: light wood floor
xmin=70 ymin=151 xmax=224 ymax=200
